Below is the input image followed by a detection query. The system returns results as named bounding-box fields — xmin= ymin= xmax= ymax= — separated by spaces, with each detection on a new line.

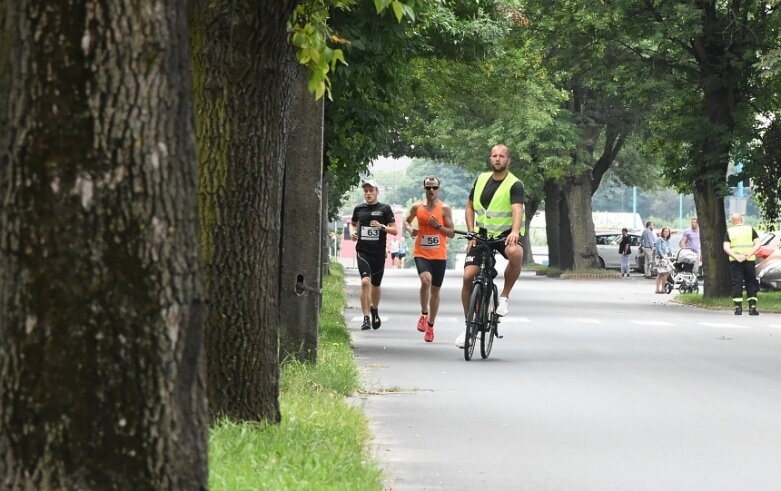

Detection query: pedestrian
xmin=654 ymin=226 xmax=673 ymax=293
xmin=640 ymin=221 xmax=655 ymax=278
xmin=390 ymin=238 xmax=400 ymax=268
xmin=681 ymin=217 xmax=702 ymax=275
xmin=398 ymin=239 xmax=407 ymax=269
xmin=618 ymin=228 xmax=632 ymax=277
xmin=457 ymin=143 xmax=525 ymax=348
xmin=722 ymin=213 xmax=761 ymax=315
xmin=350 ymin=179 xmax=398 ymax=330
xmin=405 ymin=176 xmax=455 ymax=343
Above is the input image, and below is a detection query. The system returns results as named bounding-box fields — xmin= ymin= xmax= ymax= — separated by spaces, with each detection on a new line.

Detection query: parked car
xmin=595 ymin=232 xmax=647 ymax=272
xmin=756 ymin=232 xmax=781 ymax=290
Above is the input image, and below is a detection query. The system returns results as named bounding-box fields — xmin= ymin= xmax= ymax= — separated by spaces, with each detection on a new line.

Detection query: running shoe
xmin=361 ymin=317 xmax=371 ymax=330
xmin=496 ymin=297 xmax=509 ymax=316
xmin=371 ymin=309 xmax=381 ymax=330
xmin=424 ymin=325 xmax=434 ymax=343
xmin=454 ymin=329 xmax=466 ymax=348
xmin=416 ymin=314 xmax=428 ymax=332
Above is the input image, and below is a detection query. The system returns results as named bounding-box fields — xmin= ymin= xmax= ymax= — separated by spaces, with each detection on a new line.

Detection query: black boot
xmin=749 ymin=302 xmax=759 ymax=316
xmin=734 ymin=305 xmax=743 ymax=316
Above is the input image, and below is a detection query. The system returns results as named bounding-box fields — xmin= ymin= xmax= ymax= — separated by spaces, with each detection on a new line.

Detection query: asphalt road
xmin=346 ymin=268 xmax=781 ymax=491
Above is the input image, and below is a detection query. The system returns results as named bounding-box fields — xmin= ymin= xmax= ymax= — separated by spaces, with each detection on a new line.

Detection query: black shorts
xmin=414 ymin=258 xmax=447 ymax=287
xmin=391 ymin=252 xmax=400 ymax=259
xmin=463 ymin=232 xmax=513 ymax=267
xmin=357 ymin=251 xmax=386 ymax=286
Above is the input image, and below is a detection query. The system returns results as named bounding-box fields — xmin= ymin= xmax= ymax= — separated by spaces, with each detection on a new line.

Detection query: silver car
xmin=595 ymin=233 xmax=645 ymax=272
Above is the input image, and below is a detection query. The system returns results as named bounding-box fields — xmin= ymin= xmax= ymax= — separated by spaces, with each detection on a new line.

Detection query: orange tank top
xmin=413 ymin=201 xmax=448 ymax=260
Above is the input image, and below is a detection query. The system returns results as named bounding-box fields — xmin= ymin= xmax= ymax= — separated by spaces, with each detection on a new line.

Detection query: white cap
xmin=361 ymin=179 xmax=379 ymax=190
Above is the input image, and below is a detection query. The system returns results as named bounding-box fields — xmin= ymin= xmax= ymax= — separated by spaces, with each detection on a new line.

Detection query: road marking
xmin=698 ymin=322 xmax=748 ymax=329
xmin=576 ymin=318 xmax=602 ymax=324
xmin=769 ymin=324 xmax=781 ymax=329
xmin=631 ymin=320 xmax=675 ymax=326
xmin=500 ymin=317 xmax=531 ymax=324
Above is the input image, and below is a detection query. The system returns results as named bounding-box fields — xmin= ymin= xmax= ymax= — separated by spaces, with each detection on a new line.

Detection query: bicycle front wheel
xmin=480 ymin=283 xmax=498 ymax=359
xmin=464 ymin=284 xmax=482 ymax=361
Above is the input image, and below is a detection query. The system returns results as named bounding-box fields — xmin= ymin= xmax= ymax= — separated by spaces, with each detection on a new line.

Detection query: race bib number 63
xmin=361 ymin=226 xmax=381 ymax=241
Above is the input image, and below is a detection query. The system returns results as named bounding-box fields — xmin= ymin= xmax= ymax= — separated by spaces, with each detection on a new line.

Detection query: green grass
xmin=676 ymin=290 xmax=781 ymax=313
xmin=209 ymin=263 xmax=382 ymax=491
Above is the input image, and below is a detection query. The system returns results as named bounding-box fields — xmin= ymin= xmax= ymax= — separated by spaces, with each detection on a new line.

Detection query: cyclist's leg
xmin=500 ymin=243 xmax=523 ymax=298
xmin=461 ymin=265 xmax=479 ymax=315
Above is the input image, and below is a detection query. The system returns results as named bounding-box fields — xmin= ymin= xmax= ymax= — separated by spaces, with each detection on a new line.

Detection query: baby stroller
xmin=665 ymin=248 xmax=699 ymax=294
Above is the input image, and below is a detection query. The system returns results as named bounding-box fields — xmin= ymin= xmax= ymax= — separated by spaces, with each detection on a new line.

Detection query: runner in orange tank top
xmin=404 ymin=176 xmax=455 ymax=343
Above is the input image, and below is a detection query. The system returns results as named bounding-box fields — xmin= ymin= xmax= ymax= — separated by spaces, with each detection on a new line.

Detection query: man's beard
xmin=492 ymin=163 xmax=508 ymax=173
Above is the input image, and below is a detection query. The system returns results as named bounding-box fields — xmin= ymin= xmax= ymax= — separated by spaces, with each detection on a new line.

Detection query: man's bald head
xmin=730 ymin=213 xmax=743 ymax=225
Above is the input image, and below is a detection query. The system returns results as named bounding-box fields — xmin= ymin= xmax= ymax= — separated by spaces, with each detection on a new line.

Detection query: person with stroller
xmin=723 ymin=213 xmax=762 ymax=316
xmin=654 ymin=226 xmax=674 ymax=293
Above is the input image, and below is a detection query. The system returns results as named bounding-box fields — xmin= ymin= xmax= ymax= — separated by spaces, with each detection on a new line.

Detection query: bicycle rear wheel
xmin=464 ymin=284 xmax=482 ymax=361
xmin=480 ymin=283 xmax=498 ymax=359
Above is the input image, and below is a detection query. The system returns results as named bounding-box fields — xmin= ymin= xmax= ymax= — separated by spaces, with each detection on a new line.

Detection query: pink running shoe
xmin=416 ymin=314 xmax=428 ymax=332
xmin=424 ymin=325 xmax=434 ymax=343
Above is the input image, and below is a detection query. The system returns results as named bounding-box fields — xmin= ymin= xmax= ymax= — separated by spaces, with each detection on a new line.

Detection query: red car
xmin=755 ymin=232 xmax=781 ymax=290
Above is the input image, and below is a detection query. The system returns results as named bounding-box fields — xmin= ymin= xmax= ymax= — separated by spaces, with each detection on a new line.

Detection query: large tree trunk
xmin=0 ymin=1 xmax=208 ymax=488
xmin=280 ymin=51 xmax=324 ymax=363
xmin=522 ymin=198 xmax=539 ymax=265
xmin=565 ymin=173 xmax=601 ymax=269
xmin=190 ymin=0 xmax=297 ymax=422
xmin=544 ymin=180 xmax=561 ymax=268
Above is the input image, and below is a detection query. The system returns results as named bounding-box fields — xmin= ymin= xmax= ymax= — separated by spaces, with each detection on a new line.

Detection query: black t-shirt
xmin=618 ymin=235 xmax=631 ymax=255
xmin=468 ymin=176 xmax=525 ymax=209
xmin=351 ymin=202 xmax=395 ymax=255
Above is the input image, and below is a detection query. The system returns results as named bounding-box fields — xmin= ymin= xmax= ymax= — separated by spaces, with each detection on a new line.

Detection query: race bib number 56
xmin=421 ymin=235 xmax=441 ymax=249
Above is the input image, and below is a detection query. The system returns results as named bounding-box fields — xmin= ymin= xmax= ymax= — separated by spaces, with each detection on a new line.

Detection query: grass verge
xmin=676 ymin=290 xmax=781 ymax=313
xmin=209 ymin=263 xmax=382 ymax=490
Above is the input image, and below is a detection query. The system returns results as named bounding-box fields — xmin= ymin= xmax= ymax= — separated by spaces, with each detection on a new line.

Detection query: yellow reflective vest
xmin=473 ymin=172 xmax=525 ymax=238
xmin=727 ymin=224 xmax=756 ymax=261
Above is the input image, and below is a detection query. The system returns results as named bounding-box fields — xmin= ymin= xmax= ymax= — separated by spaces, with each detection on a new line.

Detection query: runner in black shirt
xmin=350 ymin=179 xmax=397 ymax=330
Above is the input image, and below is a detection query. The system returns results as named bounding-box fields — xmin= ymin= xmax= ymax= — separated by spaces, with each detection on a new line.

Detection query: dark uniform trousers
xmin=729 ymin=260 xmax=759 ymax=299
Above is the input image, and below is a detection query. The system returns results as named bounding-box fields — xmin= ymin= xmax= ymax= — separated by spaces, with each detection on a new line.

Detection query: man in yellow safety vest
xmin=456 ymin=144 xmax=525 ymax=348
xmin=722 ymin=213 xmax=762 ymax=315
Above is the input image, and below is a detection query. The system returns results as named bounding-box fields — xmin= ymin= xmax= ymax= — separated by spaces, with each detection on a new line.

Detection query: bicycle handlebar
xmin=453 ymin=230 xmax=507 ymax=247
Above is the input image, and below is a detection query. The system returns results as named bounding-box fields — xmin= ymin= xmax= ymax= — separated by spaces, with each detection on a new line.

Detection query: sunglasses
xmin=424 ymin=186 xmax=439 ymax=190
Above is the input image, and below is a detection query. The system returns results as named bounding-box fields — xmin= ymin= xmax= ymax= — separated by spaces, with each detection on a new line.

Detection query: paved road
xmin=346 ymin=268 xmax=781 ymax=491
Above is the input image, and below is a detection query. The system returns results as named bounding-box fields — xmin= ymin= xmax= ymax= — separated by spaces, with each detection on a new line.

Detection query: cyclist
xmin=404 ymin=176 xmax=455 ymax=343
xmin=350 ymin=179 xmax=397 ymax=330
xmin=456 ymin=144 xmax=525 ymax=348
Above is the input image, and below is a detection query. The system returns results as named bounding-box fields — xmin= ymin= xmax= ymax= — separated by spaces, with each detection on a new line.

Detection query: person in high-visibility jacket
xmin=456 ymin=144 xmax=525 ymax=348
xmin=722 ymin=213 xmax=762 ymax=316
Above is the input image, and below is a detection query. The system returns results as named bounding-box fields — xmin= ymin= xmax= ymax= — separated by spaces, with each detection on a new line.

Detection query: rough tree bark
xmin=279 ymin=50 xmax=324 ymax=363
xmin=0 ymin=1 xmax=208 ymax=488
xmin=189 ymin=0 xmax=297 ymax=422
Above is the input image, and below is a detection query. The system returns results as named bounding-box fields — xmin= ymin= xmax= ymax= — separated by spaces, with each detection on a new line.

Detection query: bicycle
xmin=455 ymin=230 xmax=505 ymax=361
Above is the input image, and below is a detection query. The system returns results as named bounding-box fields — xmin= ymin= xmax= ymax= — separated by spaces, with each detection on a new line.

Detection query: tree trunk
xmin=693 ymin=174 xmax=731 ymax=298
xmin=544 ymin=180 xmax=562 ymax=268
xmin=522 ymin=198 xmax=539 ymax=265
xmin=279 ymin=50 xmax=324 ymax=363
xmin=565 ymin=173 xmax=601 ymax=269
xmin=0 ymin=1 xmax=208 ymax=488
xmin=190 ymin=0 xmax=297 ymax=422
